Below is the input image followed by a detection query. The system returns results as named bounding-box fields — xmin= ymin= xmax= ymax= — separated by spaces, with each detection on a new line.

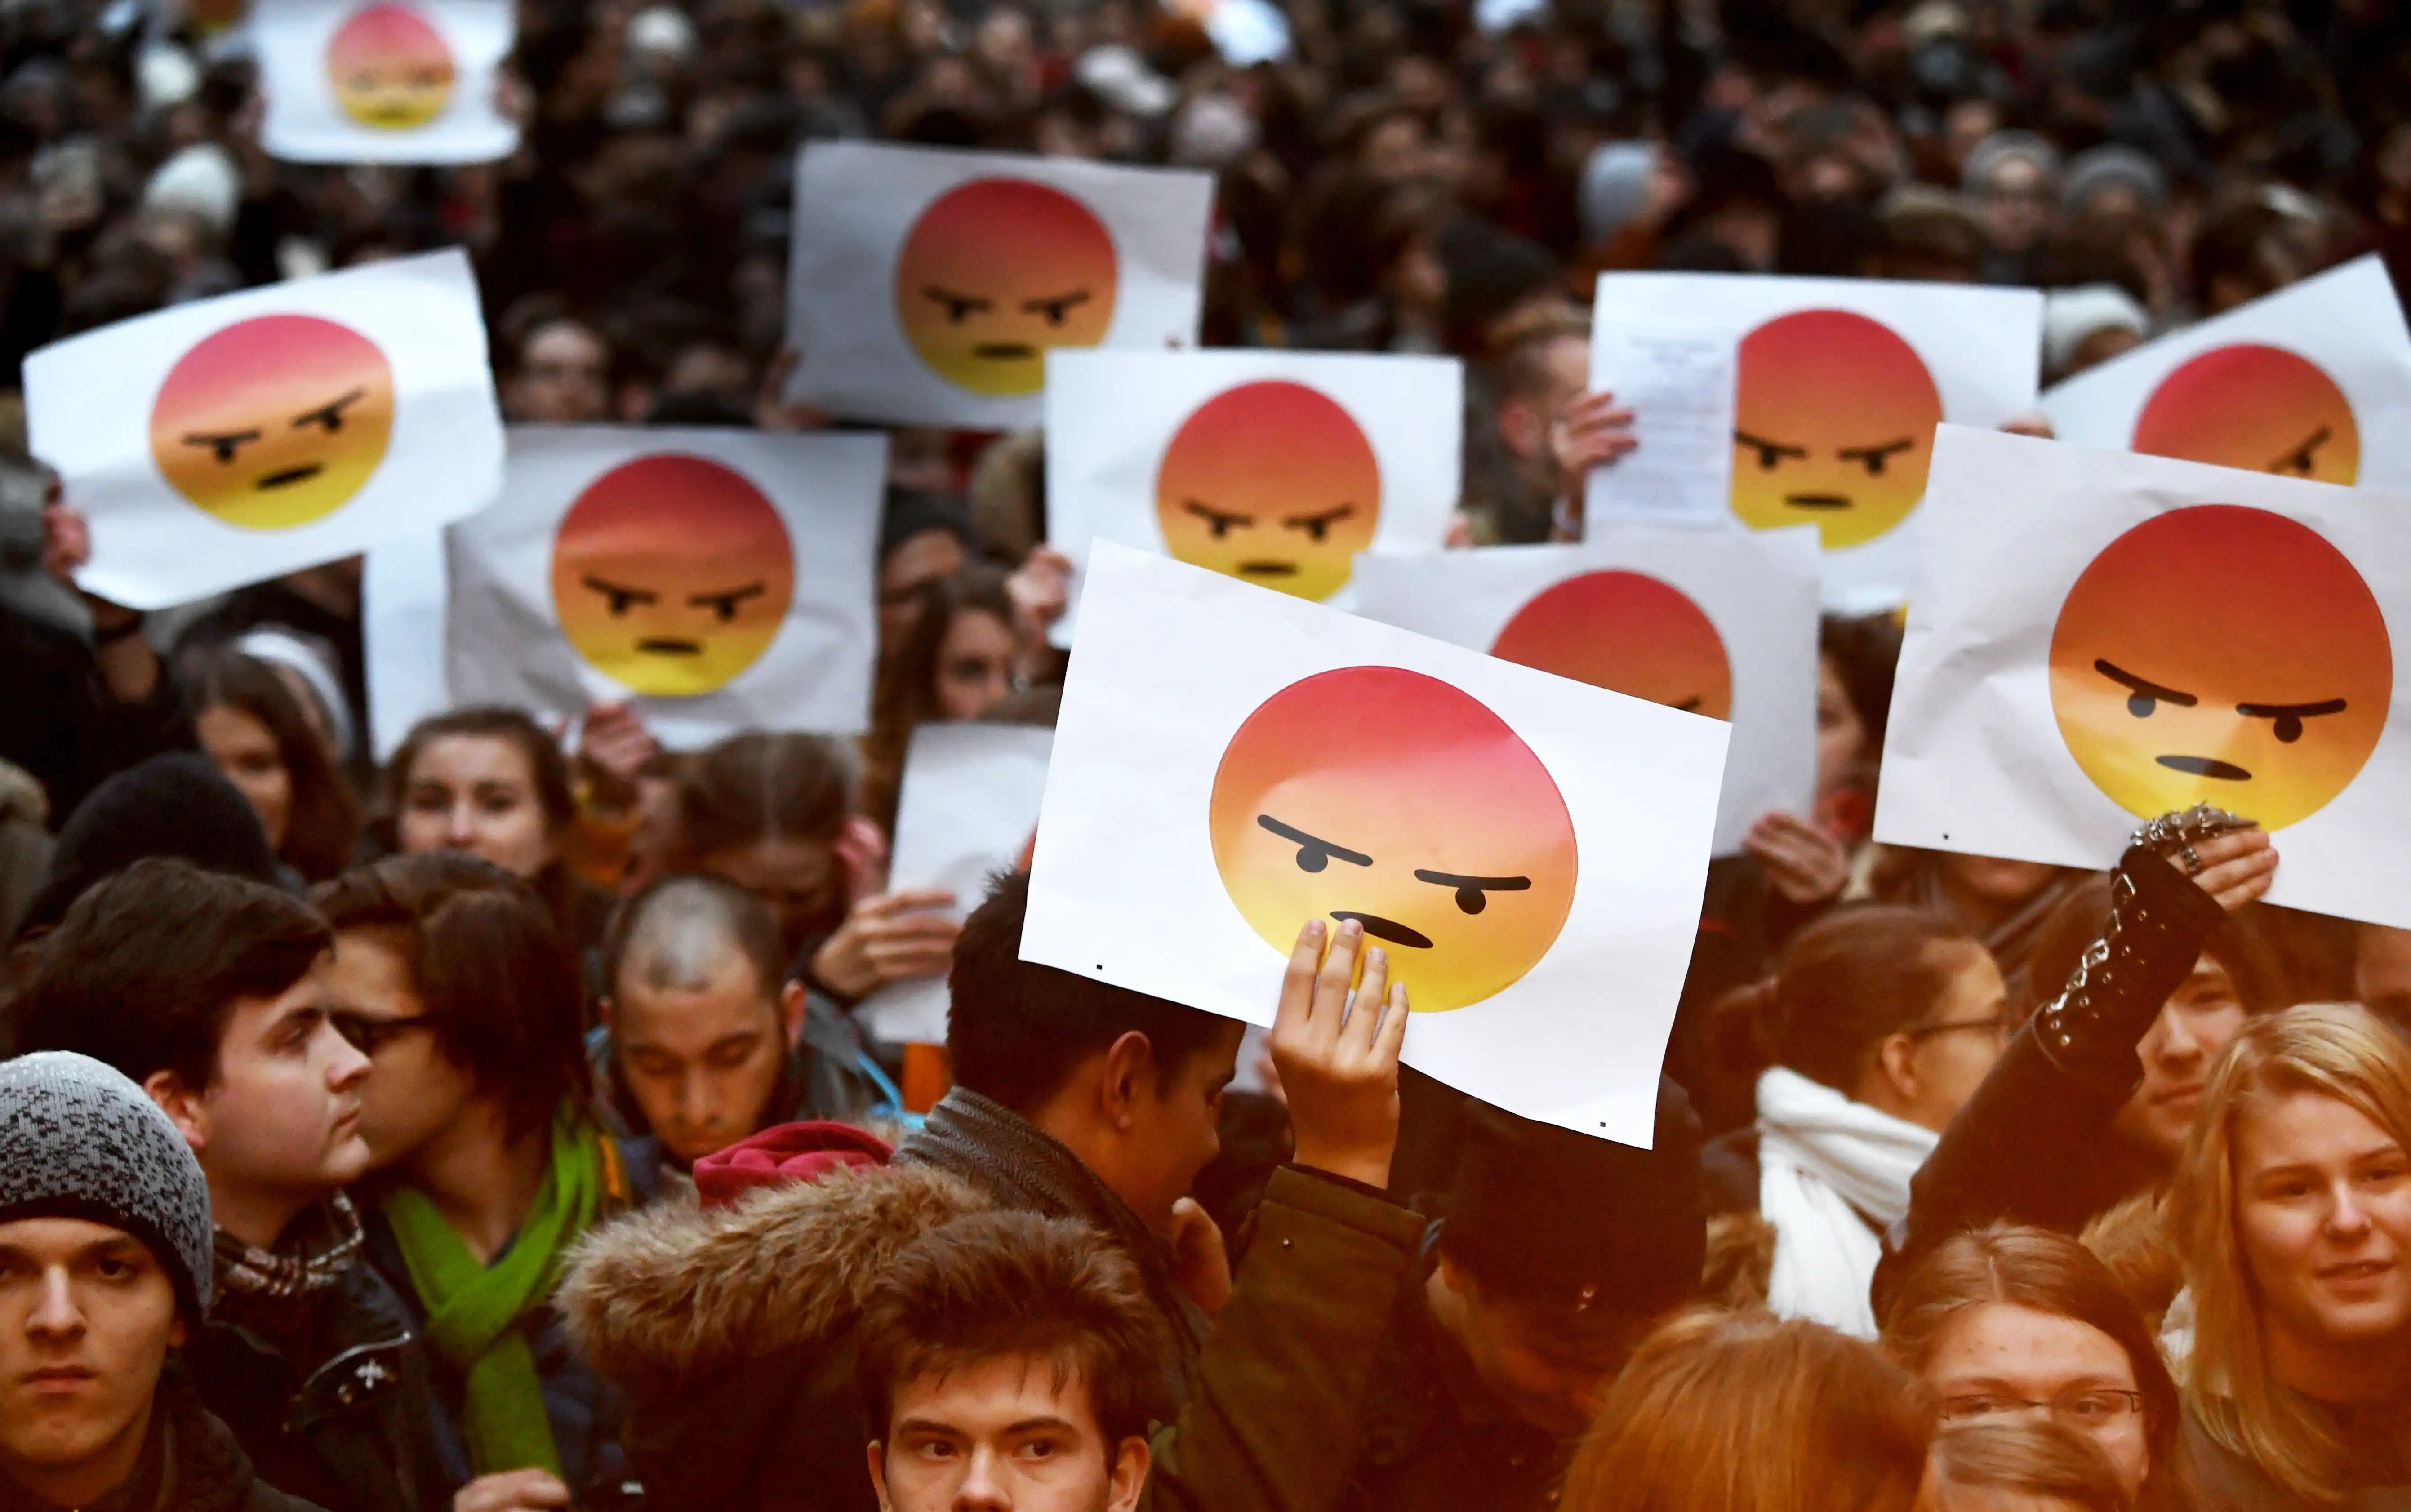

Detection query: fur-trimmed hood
xmin=557 ymin=1164 xmax=987 ymax=1405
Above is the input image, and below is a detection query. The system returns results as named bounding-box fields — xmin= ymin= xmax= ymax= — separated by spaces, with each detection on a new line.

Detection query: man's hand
xmin=454 ymin=1470 xmax=571 ymax=1512
xmin=1741 ymin=810 xmax=1851 ymax=906
xmin=2180 ymin=826 xmax=2277 ymax=913
xmin=1549 ymin=389 xmax=1638 ymax=492
xmin=1269 ymin=917 xmax=1410 ymax=1189
xmin=810 ymin=889 xmax=961 ymax=998
xmin=575 ymin=701 xmax=659 ymax=804
xmin=1167 ymin=1196 xmax=1233 ymax=1316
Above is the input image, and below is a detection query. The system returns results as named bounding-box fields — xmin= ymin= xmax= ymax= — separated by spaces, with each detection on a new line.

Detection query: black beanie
xmin=16 ymin=752 xmax=281 ymax=939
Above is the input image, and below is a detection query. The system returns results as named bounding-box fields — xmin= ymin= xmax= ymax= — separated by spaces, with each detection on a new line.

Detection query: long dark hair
xmin=378 ymin=706 xmax=582 ymax=939
xmin=862 ymin=563 xmax=1015 ymax=833
xmin=178 ymin=645 xmax=361 ymax=882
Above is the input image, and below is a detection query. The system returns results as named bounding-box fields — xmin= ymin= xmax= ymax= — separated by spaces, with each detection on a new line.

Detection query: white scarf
xmin=1757 ymin=1065 xmax=1938 ymax=1339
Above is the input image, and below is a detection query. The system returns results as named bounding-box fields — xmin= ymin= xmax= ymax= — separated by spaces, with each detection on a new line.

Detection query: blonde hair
xmin=2166 ymin=1003 xmax=2411 ymax=1505
xmin=1560 ymin=1307 xmax=1934 ymax=1512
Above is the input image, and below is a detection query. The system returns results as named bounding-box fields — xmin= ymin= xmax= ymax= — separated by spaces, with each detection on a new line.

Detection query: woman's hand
xmin=2174 ymin=825 xmax=2277 ymax=912
xmin=1269 ymin=916 xmax=1410 ymax=1190
xmin=1742 ymin=810 xmax=1851 ymax=906
xmin=1550 ymin=389 xmax=1638 ymax=492
xmin=810 ymin=889 xmax=961 ymax=998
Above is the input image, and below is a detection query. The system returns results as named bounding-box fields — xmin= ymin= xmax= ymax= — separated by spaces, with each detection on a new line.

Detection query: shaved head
xmin=605 ymin=874 xmax=787 ymax=1002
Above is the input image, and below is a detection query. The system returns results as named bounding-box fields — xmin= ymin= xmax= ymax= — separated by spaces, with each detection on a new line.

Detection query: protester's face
xmin=872 ymin=1354 xmax=1146 ymax=1512
xmin=326 ymin=929 xmax=474 ymax=1170
xmin=936 ymin=608 xmax=1019 ymax=721
xmin=396 ymin=734 xmax=556 ymax=879
xmin=509 ymin=321 xmax=611 ymax=423
xmin=1923 ymin=1302 xmax=2149 ymax=1496
xmin=194 ymin=703 xmax=293 ymax=852
xmin=2112 ymin=955 xmax=2248 ymax=1158
xmin=182 ymin=963 xmax=374 ymax=1209
xmin=1814 ymin=655 xmax=1868 ymax=800
xmin=1939 ymin=854 xmax=2061 ymax=908
xmin=697 ymin=837 xmax=848 ymax=961
xmin=1978 ymin=158 xmax=2051 ymax=253
xmin=2235 ymin=1088 xmax=2411 ymax=1350
xmin=612 ymin=952 xmax=792 ymax=1166
xmin=1892 ymin=944 xmax=2010 ymax=1134
xmin=2357 ymin=925 xmax=2411 ymax=1029
xmin=881 ymin=530 xmax=969 ymax=653
xmin=0 ymin=1219 xmax=182 ymax=1500
xmin=1119 ymin=1024 xmax=1243 ymax=1230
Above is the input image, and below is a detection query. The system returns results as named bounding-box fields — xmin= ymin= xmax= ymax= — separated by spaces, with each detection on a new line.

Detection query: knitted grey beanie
xmin=0 ymin=1053 xmax=213 ymax=1317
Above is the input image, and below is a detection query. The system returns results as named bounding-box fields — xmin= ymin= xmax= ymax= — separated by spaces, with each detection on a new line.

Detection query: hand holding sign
xmin=1271 ymin=916 xmax=1410 ymax=1189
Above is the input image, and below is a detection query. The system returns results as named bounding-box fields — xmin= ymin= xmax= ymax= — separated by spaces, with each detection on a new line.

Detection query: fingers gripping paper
xmin=1350 ymin=526 xmax=1820 ymax=855
xmin=25 ymin=249 xmax=502 ymax=609
xmin=1020 ymin=543 xmax=1728 ymax=1148
xmin=786 ymin=143 xmax=1213 ymax=428
xmin=1875 ymin=425 xmax=2411 ymax=928
xmin=442 ymin=427 xmax=885 ymax=745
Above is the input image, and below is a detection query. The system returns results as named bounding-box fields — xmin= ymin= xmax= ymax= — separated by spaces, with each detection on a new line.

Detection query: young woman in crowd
xmin=1701 ymin=904 xmax=2007 ymax=1334
xmin=860 ymin=562 xmax=1026 ymax=835
xmin=2167 ymin=1002 xmax=2411 ymax=1507
xmin=1557 ymin=1307 xmax=1934 ymax=1512
xmin=316 ymin=850 xmax=633 ymax=1506
xmin=178 ymin=644 xmax=359 ymax=883
xmin=1894 ymin=810 xmax=2280 ymax=1269
xmin=1926 ymin=1420 xmax=2139 ymax=1512
xmin=1881 ymin=1226 xmax=2190 ymax=1511
xmin=381 ymin=705 xmax=614 ymax=966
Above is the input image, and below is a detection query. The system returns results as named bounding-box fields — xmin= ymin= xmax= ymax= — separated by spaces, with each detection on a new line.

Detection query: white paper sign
xmin=786 ymin=143 xmax=1213 ymax=428
xmin=442 ymin=427 xmax=885 ymax=747
xmin=1351 ymin=527 xmax=1819 ymax=855
xmin=2040 ymin=255 xmax=2411 ymax=490
xmin=257 ymin=0 xmax=517 ymax=164
xmin=1045 ymin=349 xmax=1461 ymax=637
xmin=1023 ymin=543 xmax=1728 ymax=1147
xmin=1584 ymin=321 xmax=1738 ymax=527
xmin=363 ymin=529 xmax=450 ymax=760
xmin=1876 ymin=426 xmax=2411 ymax=928
xmin=27 ymin=249 xmax=502 ymax=610
xmin=864 ymin=722 xmax=1055 ymax=1045
xmin=1592 ymin=273 xmax=2042 ymax=613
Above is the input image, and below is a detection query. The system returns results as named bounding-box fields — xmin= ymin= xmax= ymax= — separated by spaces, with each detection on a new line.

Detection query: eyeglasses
xmin=1939 ymin=1389 xmax=2144 ymax=1430
xmin=330 ymin=1011 xmax=436 ymax=1056
xmin=1906 ymin=1014 xmax=2013 ymax=1042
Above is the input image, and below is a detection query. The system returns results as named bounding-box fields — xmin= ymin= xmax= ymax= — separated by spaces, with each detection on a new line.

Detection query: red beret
xmin=692 ymin=1121 xmax=894 ymax=1208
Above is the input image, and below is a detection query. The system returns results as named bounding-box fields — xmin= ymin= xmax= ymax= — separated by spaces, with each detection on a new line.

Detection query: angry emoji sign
xmin=893 ymin=178 xmax=1119 ymax=397
xmin=1731 ymin=308 xmax=1943 ymax=550
xmin=326 ymin=2 xmax=456 ymax=129
xmin=1154 ymin=380 xmax=1382 ymax=602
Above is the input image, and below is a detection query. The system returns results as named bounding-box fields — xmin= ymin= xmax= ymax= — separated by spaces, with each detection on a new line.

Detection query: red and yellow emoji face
xmin=1154 ymin=381 xmax=1382 ymax=601
xmin=1489 ymin=569 xmax=1733 ymax=719
xmin=549 ymin=455 xmax=797 ymax=697
xmin=149 ymin=314 xmax=396 ymax=530
xmin=1209 ymin=666 xmax=1579 ymax=1012
xmin=327 ymin=2 xmax=455 ymax=129
xmin=2130 ymin=344 xmax=2359 ymax=484
xmin=892 ymin=179 xmax=1119 ymax=397
xmin=2049 ymin=504 xmax=2391 ymax=831
xmin=1731 ymin=309 xmax=1943 ymax=550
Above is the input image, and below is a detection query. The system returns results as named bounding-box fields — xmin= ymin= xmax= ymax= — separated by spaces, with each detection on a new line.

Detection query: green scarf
xmin=382 ymin=1107 xmax=604 ymax=1477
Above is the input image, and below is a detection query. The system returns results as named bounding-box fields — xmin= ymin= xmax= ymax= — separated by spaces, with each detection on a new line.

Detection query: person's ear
xmin=865 ymin=1441 xmax=893 ymax=1512
xmin=1876 ymin=1032 xmax=1921 ymax=1104
xmin=1099 ymin=1030 xmax=1157 ymax=1131
xmin=142 ymin=1070 xmax=209 ymax=1156
xmin=1105 ymin=1437 xmax=1151 ymax=1512
xmin=779 ymin=981 xmax=810 ymax=1049
xmin=1497 ymin=395 xmax=1544 ymax=459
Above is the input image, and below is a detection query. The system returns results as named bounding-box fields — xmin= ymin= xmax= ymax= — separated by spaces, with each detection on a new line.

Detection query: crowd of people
xmin=9 ymin=0 xmax=2411 ymax=1507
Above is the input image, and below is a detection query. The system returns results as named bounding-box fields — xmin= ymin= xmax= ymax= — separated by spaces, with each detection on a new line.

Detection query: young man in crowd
xmin=894 ymin=868 xmax=1250 ymax=1388
xmin=8 ymin=858 xmax=450 ymax=1512
xmin=596 ymin=873 xmax=821 ymax=1182
xmin=0 ymin=1050 xmax=324 ymax=1512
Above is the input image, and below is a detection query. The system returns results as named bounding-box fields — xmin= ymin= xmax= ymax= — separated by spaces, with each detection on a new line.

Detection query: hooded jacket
xmin=560 ymin=1161 xmax=1428 ymax=1512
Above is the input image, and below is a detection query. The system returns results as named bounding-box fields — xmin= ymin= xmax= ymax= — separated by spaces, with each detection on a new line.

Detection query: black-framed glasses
xmin=330 ymin=1011 xmax=437 ymax=1055
xmin=1906 ymin=1014 xmax=2012 ymax=1042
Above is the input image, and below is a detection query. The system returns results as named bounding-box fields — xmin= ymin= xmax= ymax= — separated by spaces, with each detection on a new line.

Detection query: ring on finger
xmin=2179 ymin=844 xmax=2204 ymax=876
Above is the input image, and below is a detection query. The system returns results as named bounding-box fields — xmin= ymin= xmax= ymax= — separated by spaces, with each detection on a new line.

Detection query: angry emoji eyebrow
xmin=1185 ymin=500 xmax=1255 ymax=538
xmin=1019 ymin=289 xmax=1092 ymax=324
xmin=687 ymin=582 xmax=767 ymax=618
xmin=2238 ymin=696 xmax=2348 ymax=743
xmin=292 ymin=387 xmax=367 ymax=430
xmin=582 ymin=574 xmax=660 ymax=614
xmin=923 ymin=285 xmax=995 ymax=321
xmin=182 ymin=427 xmax=264 ymax=462
xmin=2095 ymin=659 xmax=2198 ymax=708
xmin=2269 ymin=425 xmax=2331 ymax=476
xmin=1280 ymin=504 xmax=1357 ymax=543
xmin=1413 ymin=869 xmax=1533 ymax=916
xmin=1837 ymin=437 xmax=1914 ymax=471
xmin=1735 ymin=429 xmax=1807 ymax=468
xmin=1257 ymin=814 xmax=1370 ymax=872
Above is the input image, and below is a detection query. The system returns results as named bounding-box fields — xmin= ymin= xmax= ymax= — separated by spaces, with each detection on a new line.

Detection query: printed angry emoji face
xmin=1731 ymin=308 xmax=1943 ymax=550
xmin=549 ymin=454 xmax=797 ymax=697
xmin=1154 ymin=380 xmax=1382 ymax=601
xmin=327 ymin=2 xmax=455 ymax=129
xmin=2131 ymin=344 xmax=2360 ymax=485
xmin=1489 ymin=569 xmax=1733 ymax=719
xmin=2048 ymin=504 xmax=2390 ymax=831
xmin=1209 ymin=666 xmax=1579 ymax=1012
xmin=892 ymin=178 xmax=1118 ymax=397
xmin=149 ymin=314 xmax=396 ymax=530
